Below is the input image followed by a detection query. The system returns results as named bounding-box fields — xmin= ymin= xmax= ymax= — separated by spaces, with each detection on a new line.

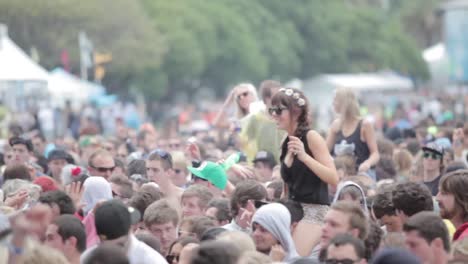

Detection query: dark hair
xmin=266 ymin=180 xmax=283 ymax=201
xmin=109 ymin=175 xmax=134 ymax=199
xmin=200 ymin=227 xmax=228 ymax=241
xmin=9 ymin=137 xmax=33 ymax=152
xmin=327 ymin=233 xmax=366 ymax=260
xmin=3 ymin=164 xmax=31 ymax=181
xmin=190 ymin=240 xmax=241 ymax=264
xmin=270 ymin=87 xmax=311 ymax=137
xmin=230 ymin=180 xmax=267 ymax=216
xmin=84 ymin=244 xmax=129 ymax=264
xmin=403 ymin=211 xmax=450 ymax=252
xmin=114 ymin=158 xmax=126 ymax=173
xmin=32 ymin=132 xmax=46 ymax=142
xmin=259 ymin=80 xmax=282 ymax=101
xmin=190 ymin=216 xmax=217 ymax=240
xmin=372 ymin=186 xmax=396 ymax=219
xmin=406 ymin=139 xmax=421 ymax=156
xmin=439 ymin=169 xmax=468 ymax=222
xmin=135 ymin=233 xmax=161 ymax=254
xmin=376 ymin=157 xmax=397 ymax=181
xmin=278 ymin=199 xmax=304 ymax=223
xmin=54 ymin=214 xmax=87 ymax=253
xmin=207 ymin=198 xmax=232 ymax=223
xmin=444 ymin=161 xmax=467 ymax=174
xmin=392 ymin=182 xmax=433 ymax=217
xmin=35 ymin=155 xmax=49 ymax=173
xmin=39 ymin=190 xmax=76 ymax=215
xmin=127 ymin=159 xmax=146 ymax=177
xmin=167 ymin=236 xmax=199 ymax=256
xmin=364 ymin=221 xmax=384 ymax=261
xmin=128 ymin=191 xmax=161 ymax=220
xmin=377 ymin=138 xmax=395 ymax=158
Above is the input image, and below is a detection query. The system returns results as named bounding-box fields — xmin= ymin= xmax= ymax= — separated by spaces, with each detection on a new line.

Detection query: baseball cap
xmin=252 ymin=151 xmax=277 ymax=167
xmin=95 ymin=200 xmax=140 ymax=241
xmin=47 ymin=149 xmax=72 ymax=163
xmin=187 ymin=161 xmax=227 ymax=190
xmin=422 ymin=141 xmax=444 ymax=156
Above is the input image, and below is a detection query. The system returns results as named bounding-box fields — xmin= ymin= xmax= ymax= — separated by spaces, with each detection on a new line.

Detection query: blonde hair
xmin=237 ymin=250 xmax=272 ymax=264
xmin=235 ymin=83 xmax=258 ymax=118
xmin=22 ymin=244 xmax=70 ymax=264
xmin=335 ymin=87 xmax=360 ymax=121
xmin=217 ymin=231 xmax=256 ymax=253
xmin=393 ymin=149 xmax=413 ymax=173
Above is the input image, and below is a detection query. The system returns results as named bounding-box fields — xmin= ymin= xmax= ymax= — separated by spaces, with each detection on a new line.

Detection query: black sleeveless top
xmin=332 ymin=120 xmax=370 ymax=168
xmin=280 ymin=131 xmax=330 ymax=205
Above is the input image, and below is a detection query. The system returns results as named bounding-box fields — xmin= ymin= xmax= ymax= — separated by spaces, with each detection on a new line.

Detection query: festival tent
xmin=48 ymin=68 xmax=105 ymax=108
xmin=0 ymin=24 xmax=49 ymax=110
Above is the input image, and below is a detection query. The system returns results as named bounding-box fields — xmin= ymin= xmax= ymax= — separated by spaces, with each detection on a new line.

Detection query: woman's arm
xmin=290 ymin=131 xmax=338 ymax=186
xmin=213 ymin=89 xmax=236 ymax=129
xmin=358 ymin=120 xmax=380 ymax=172
xmin=325 ymin=119 xmax=340 ymax=153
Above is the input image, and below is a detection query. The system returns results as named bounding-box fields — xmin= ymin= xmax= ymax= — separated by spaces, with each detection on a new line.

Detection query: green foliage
xmin=0 ymin=0 xmax=430 ymax=100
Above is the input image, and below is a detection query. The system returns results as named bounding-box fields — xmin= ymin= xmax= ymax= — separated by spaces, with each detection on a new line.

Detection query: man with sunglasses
xmin=422 ymin=142 xmax=445 ymax=196
xmin=87 ymin=150 xmax=116 ymax=180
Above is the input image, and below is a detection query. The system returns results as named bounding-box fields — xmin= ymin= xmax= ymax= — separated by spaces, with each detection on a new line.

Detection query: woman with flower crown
xmin=268 ymin=87 xmax=338 ymax=257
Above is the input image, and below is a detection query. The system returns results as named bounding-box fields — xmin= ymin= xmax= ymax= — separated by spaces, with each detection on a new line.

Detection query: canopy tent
xmin=0 ymin=24 xmax=49 ymax=110
xmin=48 ymin=68 xmax=105 ymax=108
xmin=0 ymin=27 xmax=49 ymax=81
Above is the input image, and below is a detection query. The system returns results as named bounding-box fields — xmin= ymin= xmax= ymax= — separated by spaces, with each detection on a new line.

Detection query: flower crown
xmin=279 ymin=88 xmax=305 ymax=107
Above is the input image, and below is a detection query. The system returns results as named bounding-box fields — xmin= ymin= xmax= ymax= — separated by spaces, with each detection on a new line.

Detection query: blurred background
xmin=0 ymin=0 xmax=466 ymax=135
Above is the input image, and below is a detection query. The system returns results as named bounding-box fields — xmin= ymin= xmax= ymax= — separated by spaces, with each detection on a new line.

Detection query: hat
xmin=95 ymin=200 xmax=139 ymax=241
xmin=33 ymin=176 xmax=59 ymax=192
xmin=371 ymin=248 xmax=421 ymax=264
xmin=47 ymin=149 xmax=71 ymax=162
xmin=187 ymin=161 xmax=227 ymax=190
xmin=422 ymin=141 xmax=444 ymax=156
xmin=252 ymin=151 xmax=277 ymax=167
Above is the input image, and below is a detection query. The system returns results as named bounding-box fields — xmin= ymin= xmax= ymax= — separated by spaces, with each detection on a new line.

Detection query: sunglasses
xmin=237 ymin=91 xmax=249 ymax=100
xmin=325 ymin=258 xmax=359 ymax=264
xmin=149 ymin=149 xmax=172 ymax=162
xmin=166 ymin=255 xmax=179 ymax=263
xmin=423 ymin=151 xmax=442 ymax=160
xmin=268 ymin=106 xmax=288 ymax=116
xmin=91 ymin=165 xmax=115 ymax=173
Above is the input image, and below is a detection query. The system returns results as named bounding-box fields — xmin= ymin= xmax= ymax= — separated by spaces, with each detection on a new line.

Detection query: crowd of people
xmin=0 ymin=79 xmax=467 ymax=264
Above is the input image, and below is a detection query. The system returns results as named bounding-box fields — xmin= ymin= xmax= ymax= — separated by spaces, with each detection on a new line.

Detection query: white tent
xmin=0 ymin=24 xmax=49 ymax=110
xmin=0 ymin=27 xmax=49 ymax=81
xmin=48 ymin=68 xmax=105 ymax=108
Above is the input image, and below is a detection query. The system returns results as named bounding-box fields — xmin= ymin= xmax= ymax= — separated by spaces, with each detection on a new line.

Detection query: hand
xmin=358 ymin=161 xmax=371 ymax=173
xmin=10 ymin=203 xmax=52 ymax=240
xmin=229 ymin=164 xmax=255 ymax=180
xmin=65 ymin=181 xmax=84 ymax=210
xmin=287 ymin=136 xmax=306 ymax=160
xmin=185 ymin=143 xmax=201 ymax=161
xmin=4 ymin=190 xmax=29 ymax=209
xmin=237 ymin=206 xmax=254 ymax=229
xmin=269 ymin=244 xmax=286 ymax=262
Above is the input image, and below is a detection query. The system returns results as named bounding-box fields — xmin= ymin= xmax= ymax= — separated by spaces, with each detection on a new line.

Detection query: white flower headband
xmin=279 ymin=88 xmax=305 ymax=107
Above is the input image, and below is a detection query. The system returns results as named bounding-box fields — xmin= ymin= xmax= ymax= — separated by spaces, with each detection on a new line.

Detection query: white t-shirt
xmin=81 ymin=234 xmax=168 ymax=264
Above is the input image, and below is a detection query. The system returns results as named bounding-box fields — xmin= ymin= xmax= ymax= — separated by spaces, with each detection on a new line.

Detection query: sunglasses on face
xmin=325 ymin=258 xmax=359 ymax=264
xmin=268 ymin=106 xmax=288 ymax=116
xmin=92 ymin=165 xmax=115 ymax=173
xmin=237 ymin=91 xmax=250 ymax=101
xmin=423 ymin=151 xmax=442 ymax=160
xmin=166 ymin=255 xmax=179 ymax=263
xmin=254 ymin=200 xmax=269 ymax=209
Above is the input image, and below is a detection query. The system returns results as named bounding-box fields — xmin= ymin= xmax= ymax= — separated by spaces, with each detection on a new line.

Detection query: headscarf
xmin=252 ymin=203 xmax=299 ymax=262
xmin=332 ymin=181 xmax=369 ymax=215
xmin=81 ymin=176 xmax=112 ymax=215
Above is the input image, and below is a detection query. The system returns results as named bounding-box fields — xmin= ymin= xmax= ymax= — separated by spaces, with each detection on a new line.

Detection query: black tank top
xmin=332 ymin=120 xmax=370 ymax=168
xmin=280 ymin=131 xmax=330 ymax=205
